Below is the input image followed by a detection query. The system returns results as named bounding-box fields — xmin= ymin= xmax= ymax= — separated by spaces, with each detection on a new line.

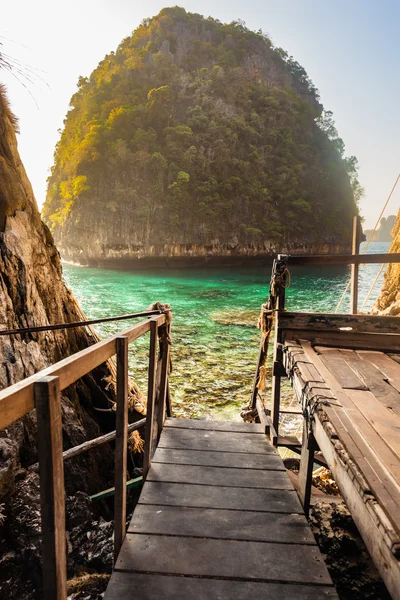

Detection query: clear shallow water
xmin=62 ymin=242 xmax=389 ymax=420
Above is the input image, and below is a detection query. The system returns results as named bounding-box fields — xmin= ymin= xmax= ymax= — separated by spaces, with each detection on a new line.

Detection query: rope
xmin=335 ymin=173 xmax=400 ymax=313
xmin=0 ymin=308 xmax=164 ymax=337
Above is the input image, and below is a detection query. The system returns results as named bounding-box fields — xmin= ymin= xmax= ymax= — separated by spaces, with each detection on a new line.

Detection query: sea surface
xmin=62 ymin=242 xmax=390 ymax=421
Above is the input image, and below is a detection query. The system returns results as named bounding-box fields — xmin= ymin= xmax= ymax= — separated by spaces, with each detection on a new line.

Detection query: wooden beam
xmin=35 ymin=376 xmax=67 ymax=600
xmin=143 ymin=318 xmax=159 ymax=478
xmin=271 ymin=289 xmax=286 ymax=435
xmin=313 ymin=415 xmax=400 ymax=598
xmin=114 ymin=336 xmax=129 ymax=564
xmin=282 ymin=329 xmax=400 ymax=352
xmin=298 ymin=421 xmax=317 ymax=517
xmin=0 ymin=314 xmax=166 ymax=432
xmin=351 ymin=216 xmax=362 ymax=313
xmin=28 ymin=418 xmax=147 ymax=472
xmin=285 ymin=252 xmax=400 ymax=266
xmin=278 ymin=311 xmax=400 ymax=334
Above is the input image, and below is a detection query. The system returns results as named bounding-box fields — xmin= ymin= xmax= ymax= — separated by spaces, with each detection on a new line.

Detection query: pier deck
xmin=280 ymin=326 xmax=400 ymax=599
xmin=105 ymin=418 xmax=337 ymax=599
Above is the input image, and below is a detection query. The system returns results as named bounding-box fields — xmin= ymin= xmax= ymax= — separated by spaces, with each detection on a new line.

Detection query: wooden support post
xmin=143 ymin=318 xmax=158 ymax=478
xmin=298 ymin=420 xmax=317 ymax=517
xmin=114 ymin=336 xmax=129 ymax=564
xmin=156 ymin=325 xmax=170 ymax=439
xmin=351 ymin=215 xmax=362 ymax=314
xmin=271 ymin=296 xmax=285 ymax=438
xmin=35 ymin=376 xmax=67 ymax=600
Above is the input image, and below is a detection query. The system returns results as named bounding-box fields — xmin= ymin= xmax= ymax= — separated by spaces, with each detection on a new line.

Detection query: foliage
xmin=43 ymin=6 xmax=360 ymax=246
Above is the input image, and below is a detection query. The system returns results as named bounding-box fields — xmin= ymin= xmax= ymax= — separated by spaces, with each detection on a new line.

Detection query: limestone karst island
xmin=0 ymin=5 xmax=400 ymax=600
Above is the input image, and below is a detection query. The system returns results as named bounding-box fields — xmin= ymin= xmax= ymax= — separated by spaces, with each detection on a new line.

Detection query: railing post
xmin=114 ymin=336 xmax=129 ymax=564
xmin=157 ymin=324 xmax=171 ymax=438
xmin=143 ymin=317 xmax=159 ymax=478
xmin=35 ymin=376 xmax=67 ymax=600
xmin=270 ymin=256 xmax=287 ymax=439
xmin=351 ymin=215 xmax=362 ymax=314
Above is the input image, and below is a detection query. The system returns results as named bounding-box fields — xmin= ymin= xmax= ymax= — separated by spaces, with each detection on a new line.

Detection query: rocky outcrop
xmin=43 ymin=7 xmax=359 ymax=264
xmin=0 ymin=85 xmax=144 ymax=597
xmin=373 ymin=210 xmax=400 ymax=315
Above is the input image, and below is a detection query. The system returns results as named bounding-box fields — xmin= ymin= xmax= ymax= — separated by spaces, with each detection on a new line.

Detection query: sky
xmin=1 ymin=0 xmax=399 ymax=228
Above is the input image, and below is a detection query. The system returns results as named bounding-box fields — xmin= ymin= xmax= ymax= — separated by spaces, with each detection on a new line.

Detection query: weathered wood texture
xmin=113 ymin=336 xmax=129 ymax=564
xmin=143 ymin=318 xmax=159 ymax=478
xmin=35 ymin=376 xmax=67 ymax=600
xmin=129 ymin=504 xmax=315 ymax=544
xmin=283 ymin=340 xmax=400 ymax=600
xmin=105 ymin=573 xmax=338 ymax=600
xmin=285 ymin=252 xmax=400 ymax=266
xmin=279 ymin=311 xmax=400 ymax=334
xmin=105 ymin=418 xmax=337 ymax=599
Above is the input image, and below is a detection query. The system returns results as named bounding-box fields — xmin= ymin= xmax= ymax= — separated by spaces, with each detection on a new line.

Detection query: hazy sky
xmin=1 ymin=0 xmax=399 ymax=228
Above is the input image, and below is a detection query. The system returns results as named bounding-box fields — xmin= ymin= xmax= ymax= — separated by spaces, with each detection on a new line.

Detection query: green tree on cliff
xmin=43 ymin=7 xmax=360 ymax=251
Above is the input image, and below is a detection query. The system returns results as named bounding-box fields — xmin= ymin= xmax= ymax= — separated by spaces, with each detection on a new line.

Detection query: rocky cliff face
xmin=373 ymin=209 xmax=400 ymax=315
xmin=0 ymin=85 xmax=136 ymax=598
xmin=42 ymin=7 xmax=359 ymax=265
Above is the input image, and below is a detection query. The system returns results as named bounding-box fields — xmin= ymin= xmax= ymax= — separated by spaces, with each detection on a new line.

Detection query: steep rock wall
xmin=0 ymin=84 xmax=120 ymax=498
xmin=373 ymin=209 xmax=400 ymax=315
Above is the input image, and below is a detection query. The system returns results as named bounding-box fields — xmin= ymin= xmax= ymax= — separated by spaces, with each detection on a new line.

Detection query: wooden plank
xmin=317 ymin=349 xmax=368 ymax=390
xmin=152 ymin=447 xmax=285 ymax=470
xmin=313 ymin=415 xmax=400 ymax=600
xmin=143 ymin=318 xmax=159 ymax=478
xmin=115 ymin=534 xmax=333 ymax=585
xmin=138 ymin=481 xmax=303 ymax=513
xmin=105 ymin=572 xmax=338 ymax=600
xmin=357 ymin=351 xmax=400 ymax=395
xmin=0 ymin=315 xmax=165 ymax=432
xmin=128 ymin=504 xmax=316 ymax=544
xmin=35 ymin=376 xmax=67 ymax=600
xmin=342 ymin=350 xmax=400 ymax=417
xmin=164 ymin=418 xmax=264 ymax=434
xmin=286 ymin=252 xmax=400 ymax=266
xmin=113 ymin=336 xmax=129 ymax=564
xmin=284 ymin=329 xmax=400 ymax=352
xmin=146 ymin=463 xmax=293 ymax=490
xmin=345 ymin=388 xmax=400 ymax=462
xmin=299 ymin=342 xmax=400 ymax=527
xmin=158 ymin=428 xmax=274 ymax=454
xmin=279 ymin=311 xmax=400 ymax=334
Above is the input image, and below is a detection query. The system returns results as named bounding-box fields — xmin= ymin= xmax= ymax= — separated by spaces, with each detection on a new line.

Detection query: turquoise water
xmin=62 ymin=242 xmax=389 ymax=420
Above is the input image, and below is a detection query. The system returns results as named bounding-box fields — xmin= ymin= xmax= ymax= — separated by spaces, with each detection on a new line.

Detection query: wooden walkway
xmin=105 ymin=418 xmax=337 ymax=599
xmin=282 ymin=337 xmax=400 ymax=599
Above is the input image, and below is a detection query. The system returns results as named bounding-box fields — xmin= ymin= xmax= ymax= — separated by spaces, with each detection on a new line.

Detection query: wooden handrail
xmin=0 ymin=310 xmax=171 ymax=600
xmin=283 ymin=252 xmax=400 ymax=266
xmin=0 ymin=314 xmax=166 ymax=431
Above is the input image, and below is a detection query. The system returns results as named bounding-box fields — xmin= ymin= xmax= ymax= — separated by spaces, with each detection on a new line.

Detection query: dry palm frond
xmin=128 ymin=430 xmax=144 ymax=453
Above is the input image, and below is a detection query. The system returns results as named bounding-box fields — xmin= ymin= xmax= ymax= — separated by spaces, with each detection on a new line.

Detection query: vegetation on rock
xmin=42 ymin=7 xmax=361 ymax=257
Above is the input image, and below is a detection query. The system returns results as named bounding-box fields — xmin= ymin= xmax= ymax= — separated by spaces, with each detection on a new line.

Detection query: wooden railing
xmin=251 ymin=220 xmax=400 ymax=442
xmin=0 ymin=311 xmax=171 ymax=599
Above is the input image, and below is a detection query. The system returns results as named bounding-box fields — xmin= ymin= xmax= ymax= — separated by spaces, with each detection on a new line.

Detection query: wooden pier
xmin=250 ymin=246 xmax=400 ymax=600
xmin=105 ymin=417 xmax=337 ymax=599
